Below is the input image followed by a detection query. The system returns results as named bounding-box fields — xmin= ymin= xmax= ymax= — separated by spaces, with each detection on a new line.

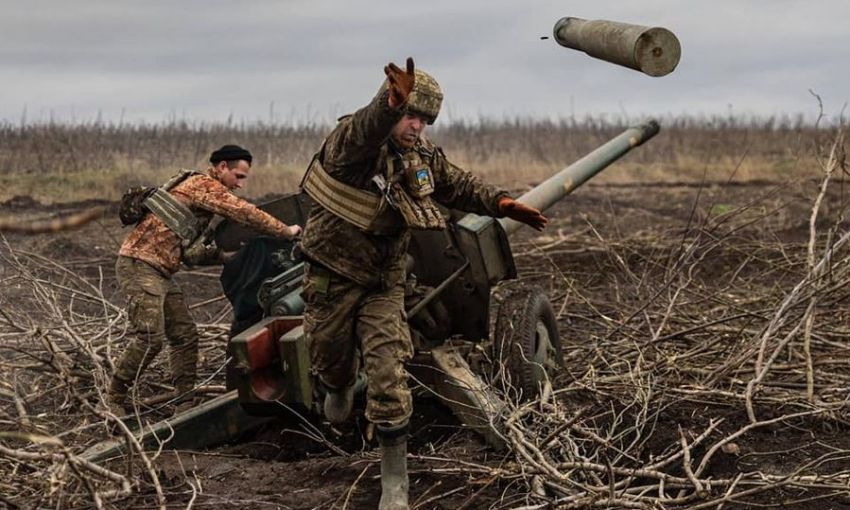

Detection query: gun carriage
xmin=220 ymin=120 xmax=660 ymax=447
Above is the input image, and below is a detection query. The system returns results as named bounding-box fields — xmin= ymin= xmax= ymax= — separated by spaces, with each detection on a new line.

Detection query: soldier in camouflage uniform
xmin=299 ymin=58 xmax=547 ymax=510
xmin=109 ymin=145 xmax=302 ymax=416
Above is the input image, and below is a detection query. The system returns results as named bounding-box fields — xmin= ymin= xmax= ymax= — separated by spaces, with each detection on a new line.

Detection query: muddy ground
xmin=2 ymin=177 xmax=850 ymax=509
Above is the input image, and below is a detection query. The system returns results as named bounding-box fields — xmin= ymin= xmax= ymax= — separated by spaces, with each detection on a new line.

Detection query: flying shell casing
xmin=553 ymin=17 xmax=681 ymax=77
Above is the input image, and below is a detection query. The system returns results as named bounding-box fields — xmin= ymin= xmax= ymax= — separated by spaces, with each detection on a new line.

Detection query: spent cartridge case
xmin=553 ymin=17 xmax=681 ymax=77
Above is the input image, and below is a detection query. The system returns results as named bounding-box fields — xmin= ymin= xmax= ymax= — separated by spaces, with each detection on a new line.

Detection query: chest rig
xmin=302 ymin=141 xmax=446 ymax=233
xmin=143 ymin=170 xmax=213 ymax=248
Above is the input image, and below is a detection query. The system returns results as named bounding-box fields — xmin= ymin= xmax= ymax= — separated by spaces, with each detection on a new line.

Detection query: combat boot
xmin=323 ymin=383 xmax=355 ymax=425
xmin=105 ymin=377 xmax=130 ymax=417
xmin=170 ymin=334 xmax=199 ymax=409
xmin=377 ymin=423 xmax=409 ymax=510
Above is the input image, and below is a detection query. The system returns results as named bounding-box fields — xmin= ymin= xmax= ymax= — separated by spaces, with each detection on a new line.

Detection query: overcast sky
xmin=1 ymin=0 xmax=848 ymax=125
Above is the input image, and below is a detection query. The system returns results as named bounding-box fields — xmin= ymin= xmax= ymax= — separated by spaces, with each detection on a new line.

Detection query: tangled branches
xmin=491 ymin=127 xmax=850 ymax=508
xmin=0 ymin=244 xmax=229 ymax=508
xmin=0 ymin=128 xmax=848 ymax=509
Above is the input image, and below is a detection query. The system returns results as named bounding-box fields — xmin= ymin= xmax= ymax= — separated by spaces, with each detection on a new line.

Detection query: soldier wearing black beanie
xmin=107 ymin=143 xmax=301 ymax=418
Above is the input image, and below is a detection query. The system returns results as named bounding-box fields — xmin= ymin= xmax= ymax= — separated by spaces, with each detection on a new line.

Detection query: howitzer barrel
xmin=499 ymin=120 xmax=659 ymax=236
xmin=553 ymin=17 xmax=681 ymax=77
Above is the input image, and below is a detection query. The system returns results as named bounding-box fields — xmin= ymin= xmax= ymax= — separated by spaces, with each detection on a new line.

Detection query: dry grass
xmin=0 ymin=115 xmax=832 ymax=204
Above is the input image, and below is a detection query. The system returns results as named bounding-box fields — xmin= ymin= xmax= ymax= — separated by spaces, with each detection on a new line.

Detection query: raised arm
xmin=323 ymin=58 xmax=416 ymax=166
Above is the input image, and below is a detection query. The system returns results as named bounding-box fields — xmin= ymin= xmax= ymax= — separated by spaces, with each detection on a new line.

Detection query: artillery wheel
xmin=492 ymin=284 xmax=562 ymax=400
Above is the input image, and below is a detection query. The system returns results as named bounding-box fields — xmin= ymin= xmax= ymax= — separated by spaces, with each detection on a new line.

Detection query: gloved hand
xmin=384 ymin=57 xmax=416 ymax=109
xmin=182 ymin=239 xmax=222 ymax=267
xmin=497 ymin=197 xmax=548 ymax=231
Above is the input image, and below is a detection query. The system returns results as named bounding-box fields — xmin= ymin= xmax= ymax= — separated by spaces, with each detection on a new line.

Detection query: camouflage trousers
xmin=111 ymin=256 xmax=200 ymax=398
xmin=303 ymin=262 xmax=413 ymax=426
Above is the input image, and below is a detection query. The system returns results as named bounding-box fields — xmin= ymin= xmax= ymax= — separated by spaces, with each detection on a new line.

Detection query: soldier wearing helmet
xmin=299 ymin=58 xmax=547 ymax=510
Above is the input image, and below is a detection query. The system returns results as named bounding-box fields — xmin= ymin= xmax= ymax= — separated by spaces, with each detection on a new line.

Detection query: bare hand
xmin=384 ymin=57 xmax=415 ymax=109
xmin=285 ymin=224 xmax=303 ymax=240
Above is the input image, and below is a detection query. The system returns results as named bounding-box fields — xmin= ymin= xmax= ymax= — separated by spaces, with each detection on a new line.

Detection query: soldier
xmin=299 ymin=58 xmax=547 ymax=509
xmin=108 ymin=145 xmax=302 ymax=415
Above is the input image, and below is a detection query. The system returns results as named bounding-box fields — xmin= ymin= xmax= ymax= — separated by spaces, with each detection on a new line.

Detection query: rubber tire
xmin=493 ymin=285 xmax=562 ymax=400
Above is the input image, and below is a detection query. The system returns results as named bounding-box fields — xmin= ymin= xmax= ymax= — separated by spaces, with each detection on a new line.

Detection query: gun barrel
xmin=553 ymin=17 xmax=681 ymax=77
xmin=498 ymin=119 xmax=659 ymax=236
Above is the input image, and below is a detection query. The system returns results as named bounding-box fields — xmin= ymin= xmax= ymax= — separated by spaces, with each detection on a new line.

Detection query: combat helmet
xmin=379 ymin=69 xmax=443 ymax=125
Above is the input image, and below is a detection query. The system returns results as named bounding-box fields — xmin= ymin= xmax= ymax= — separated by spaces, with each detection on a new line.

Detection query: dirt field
xmin=2 ymin=125 xmax=850 ymax=509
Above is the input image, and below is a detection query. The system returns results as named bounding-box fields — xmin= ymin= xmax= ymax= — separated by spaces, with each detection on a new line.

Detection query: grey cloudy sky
xmin=1 ymin=0 xmax=848 ymax=124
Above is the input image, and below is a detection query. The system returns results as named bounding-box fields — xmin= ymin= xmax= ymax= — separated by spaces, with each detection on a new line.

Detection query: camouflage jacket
xmin=300 ymin=91 xmax=509 ymax=288
xmin=119 ymin=171 xmax=289 ymax=276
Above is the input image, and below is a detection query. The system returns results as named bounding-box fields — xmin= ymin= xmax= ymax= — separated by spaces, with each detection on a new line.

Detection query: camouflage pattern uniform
xmin=119 ymin=172 xmax=291 ymax=276
xmin=300 ymin=89 xmax=508 ymax=426
xmin=112 ymin=255 xmax=199 ymax=397
xmin=111 ymin=171 xmax=291 ymax=404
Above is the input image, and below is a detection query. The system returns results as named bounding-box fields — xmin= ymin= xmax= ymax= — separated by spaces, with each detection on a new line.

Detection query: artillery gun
xmin=82 ymin=120 xmax=659 ymax=462
xmin=82 ymin=16 xmax=675 ymax=461
xmin=219 ymin=120 xmax=660 ymax=447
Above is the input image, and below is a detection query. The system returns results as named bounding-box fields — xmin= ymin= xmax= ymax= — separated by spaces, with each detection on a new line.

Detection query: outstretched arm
xmin=431 ymin=149 xmax=547 ymax=230
xmin=495 ymin=196 xmax=548 ymax=231
xmin=178 ymin=177 xmax=301 ymax=239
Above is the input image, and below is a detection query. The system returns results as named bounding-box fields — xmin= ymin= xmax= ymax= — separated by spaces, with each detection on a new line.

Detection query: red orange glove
xmin=384 ymin=57 xmax=416 ymax=109
xmin=498 ymin=197 xmax=548 ymax=231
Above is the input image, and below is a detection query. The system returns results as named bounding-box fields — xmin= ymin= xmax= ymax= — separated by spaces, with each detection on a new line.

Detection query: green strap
xmin=143 ymin=170 xmax=203 ymax=245
xmin=143 ymin=189 xmax=202 ymax=244
xmin=301 ymin=156 xmax=384 ymax=231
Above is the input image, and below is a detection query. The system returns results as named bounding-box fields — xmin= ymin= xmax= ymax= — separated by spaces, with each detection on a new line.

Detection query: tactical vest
xmin=143 ymin=170 xmax=212 ymax=248
xmin=301 ymin=143 xmax=445 ymax=234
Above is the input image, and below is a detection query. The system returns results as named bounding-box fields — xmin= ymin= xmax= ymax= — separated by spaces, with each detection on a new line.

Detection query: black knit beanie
xmin=210 ymin=144 xmax=253 ymax=165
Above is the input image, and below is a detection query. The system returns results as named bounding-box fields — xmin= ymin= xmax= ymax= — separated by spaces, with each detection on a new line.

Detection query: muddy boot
xmin=170 ymin=334 xmax=198 ymax=402
xmin=106 ymin=377 xmax=130 ymax=417
xmin=104 ymin=378 xmax=131 ymax=436
xmin=377 ymin=423 xmax=409 ymax=510
xmin=323 ymin=383 xmax=355 ymax=425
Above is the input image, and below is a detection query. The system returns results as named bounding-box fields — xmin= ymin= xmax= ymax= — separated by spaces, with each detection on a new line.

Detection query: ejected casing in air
xmin=553 ymin=17 xmax=681 ymax=77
